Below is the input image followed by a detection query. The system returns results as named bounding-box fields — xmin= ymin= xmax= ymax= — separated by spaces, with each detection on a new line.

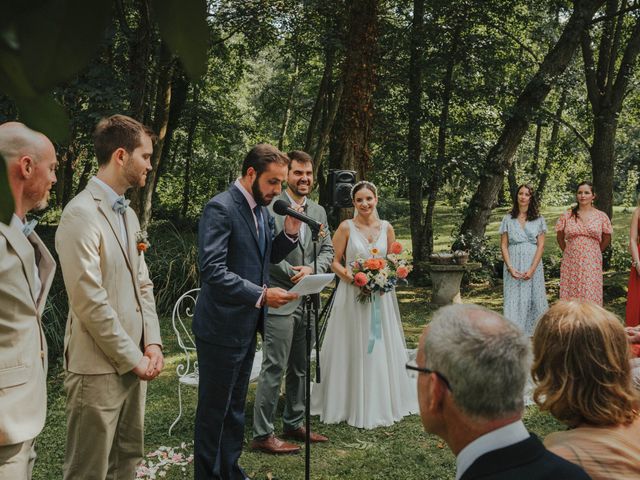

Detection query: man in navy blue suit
xmin=412 ymin=304 xmax=590 ymax=480
xmin=193 ymin=144 xmax=302 ymax=480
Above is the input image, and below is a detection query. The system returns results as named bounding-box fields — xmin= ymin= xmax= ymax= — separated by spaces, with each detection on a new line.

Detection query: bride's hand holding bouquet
xmin=350 ymin=241 xmax=412 ymax=303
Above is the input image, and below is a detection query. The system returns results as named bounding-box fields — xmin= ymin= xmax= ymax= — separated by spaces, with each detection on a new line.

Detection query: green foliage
xmin=154 ymin=0 xmax=209 ymax=79
xmin=609 ymin=239 xmax=631 ymax=273
xmin=376 ymin=197 xmax=410 ymax=223
xmin=145 ymin=220 xmax=200 ymax=314
xmin=0 ymin=0 xmax=209 ymax=142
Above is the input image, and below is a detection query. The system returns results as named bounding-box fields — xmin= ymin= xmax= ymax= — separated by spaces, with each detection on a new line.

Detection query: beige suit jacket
xmin=0 ymin=221 xmax=56 ymax=445
xmin=56 ymin=181 xmax=162 ymax=376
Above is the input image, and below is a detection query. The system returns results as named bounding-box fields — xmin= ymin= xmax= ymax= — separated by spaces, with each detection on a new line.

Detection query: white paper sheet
xmin=288 ymin=273 xmax=335 ymax=295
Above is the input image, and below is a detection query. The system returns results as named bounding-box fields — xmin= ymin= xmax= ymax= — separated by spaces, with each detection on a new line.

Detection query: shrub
xmin=39 ymin=220 xmax=200 ymax=361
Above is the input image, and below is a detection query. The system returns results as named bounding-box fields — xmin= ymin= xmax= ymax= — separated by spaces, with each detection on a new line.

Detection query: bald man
xmin=0 ymin=122 xmax=57 ymax=479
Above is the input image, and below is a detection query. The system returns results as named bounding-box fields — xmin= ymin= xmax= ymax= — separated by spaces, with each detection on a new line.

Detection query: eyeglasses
xmin=406 ymin=359 xmax=453 ymax=392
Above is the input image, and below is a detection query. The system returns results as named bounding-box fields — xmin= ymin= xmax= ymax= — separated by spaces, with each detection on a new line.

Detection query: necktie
xmin=113 ymin=196 xmax=130 ymax=215
xmin=254 ymin=206 xmax=266 ymax=256
xmin=22 ymin=219 xmax=38 ymax=237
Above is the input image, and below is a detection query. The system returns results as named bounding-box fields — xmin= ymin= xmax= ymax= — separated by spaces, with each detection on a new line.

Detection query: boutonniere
xmin=136 ymin=230 xmax=150 ymax=254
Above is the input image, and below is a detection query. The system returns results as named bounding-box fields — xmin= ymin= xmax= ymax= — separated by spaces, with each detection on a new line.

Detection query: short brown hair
xmin=287 ymin=150 xmax=313 ymax=169
xmin=532 ymin=300 xmax=639 ymax=427
xmin=241 ymin=143 xmax=289 ymax=176
xmin=93 ymin=114 xmax=156 ymax=166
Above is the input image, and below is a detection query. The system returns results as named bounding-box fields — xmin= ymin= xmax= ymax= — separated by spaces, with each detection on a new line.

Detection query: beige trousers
xmin=63 ymin=371 xmax=146 ymax=480
xmin=0 ymin=439 xmax=35 ymax=480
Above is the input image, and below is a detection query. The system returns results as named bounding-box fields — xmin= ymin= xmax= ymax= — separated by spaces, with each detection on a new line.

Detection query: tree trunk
xmin=128 ymin=0 xmax=153 ymax=121
xmin=75 ymin=158 xmax=93 ymax=196
xmin=181 ymin=85 xmax=199 ymax=219
xmin=56 ymin=143 xmax=77 ymax=208
xmin=507 ymin=162 xmax=518 ymax=204
xmin=407 ymin=0 xmax=425 ymax=264
xmin=421 ymin=23 xmax=460 ymax=260
xmin=331 ymin=0 xmax=378 ymax=178
xmin=538 ymin=90 xmax=566 ymax=199
xmin=314 ymin=80 xmax=343 ymax=179
xmin=278 ymin=56 xmax=299 ymax=151
xmin=591 ymin=114 xmax=617 ymax=217
xmin=457 ymin=0 xmax=605 ymax=244
xmin=134 ymin=42 xmax=175 ymax=228
xmin=305 ymin=46 xmax=334 ymax=153
xmin=152 ymin=66 xmax=189 ymax=199
xmin=581 ymin=1 xmax=640 ymax=219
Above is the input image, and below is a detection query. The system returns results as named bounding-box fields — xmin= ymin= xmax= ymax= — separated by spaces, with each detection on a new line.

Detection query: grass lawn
xmin=33 ymin=204 xmax=633 ymax=479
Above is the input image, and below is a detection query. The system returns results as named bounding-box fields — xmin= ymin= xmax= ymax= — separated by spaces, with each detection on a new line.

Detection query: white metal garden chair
xmin=168 ymin=288 xmax=200 ymax=435
xmin=168 ymin=288 xmax=264 ymax=435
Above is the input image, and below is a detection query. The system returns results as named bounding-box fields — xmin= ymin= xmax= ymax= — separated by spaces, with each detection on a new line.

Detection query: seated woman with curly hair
xmin=532 ymin=300 xmax=640 ymax=479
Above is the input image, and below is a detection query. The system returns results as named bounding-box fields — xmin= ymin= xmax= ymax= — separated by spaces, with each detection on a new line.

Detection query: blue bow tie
xmin=112 ymin=196 xmax=130 ymax=215
xmin=22 ymin=219 xmax=38 ymax=237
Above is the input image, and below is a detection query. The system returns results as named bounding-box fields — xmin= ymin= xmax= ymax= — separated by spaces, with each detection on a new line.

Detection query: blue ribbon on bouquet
xmin=367 ymin=294 xmax=382 ymax=354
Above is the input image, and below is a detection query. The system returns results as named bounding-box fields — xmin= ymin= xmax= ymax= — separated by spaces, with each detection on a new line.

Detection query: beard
xmin=28 ymin=186 xmax=50 ymax=211
xmin=252 ymin=175 xmax=270 ymax=206
xmin=289 ymin=180 xmax=311 ymax=197
xmin=124 ymin=159 xmax=146 ymax=187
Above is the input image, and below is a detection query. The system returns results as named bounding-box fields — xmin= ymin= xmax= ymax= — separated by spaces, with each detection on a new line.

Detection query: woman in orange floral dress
xmin=555 ymin=182 xmax=612 ymax=305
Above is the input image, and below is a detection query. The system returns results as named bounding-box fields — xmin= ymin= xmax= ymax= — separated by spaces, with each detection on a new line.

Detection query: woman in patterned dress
xmin=556 ymin=182 xmax=612 ymax=305
xmin=499 ymin=184 xmax=548 ymax=335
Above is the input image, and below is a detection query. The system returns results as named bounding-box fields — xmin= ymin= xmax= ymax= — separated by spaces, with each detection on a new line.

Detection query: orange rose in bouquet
xmin=350 ymin=245 xmax=413 ymax=303
xmin=389 ymin=241 xmax=403 ymax=255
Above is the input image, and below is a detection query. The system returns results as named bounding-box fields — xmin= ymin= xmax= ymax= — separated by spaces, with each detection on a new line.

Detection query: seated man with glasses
xmin=411 ymin=304 xmax=590 ymax=480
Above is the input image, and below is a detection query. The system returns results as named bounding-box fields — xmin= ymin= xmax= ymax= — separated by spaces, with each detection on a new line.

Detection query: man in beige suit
xmin=56 ymin=115 xmax=163 ymax=480
xmin=0 ymin=122 xmax=57 ymax=479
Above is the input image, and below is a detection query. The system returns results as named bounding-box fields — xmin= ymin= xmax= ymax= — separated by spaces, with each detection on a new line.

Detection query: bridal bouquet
xmin=350 ymin=241 xmax=413 ymax=303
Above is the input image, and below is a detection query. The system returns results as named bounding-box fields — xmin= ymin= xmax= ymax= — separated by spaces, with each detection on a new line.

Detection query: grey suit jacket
xmin=267 ymin=192 xmax=334 ymax=316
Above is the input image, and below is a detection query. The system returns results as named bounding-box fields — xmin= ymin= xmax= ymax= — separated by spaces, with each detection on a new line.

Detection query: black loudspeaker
xmin=327 ymin=169 xmax=357 ymax=208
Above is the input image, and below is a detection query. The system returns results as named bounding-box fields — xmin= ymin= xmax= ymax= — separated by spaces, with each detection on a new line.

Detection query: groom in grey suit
xmin=251 ymin=150 xmax=334 ymax=454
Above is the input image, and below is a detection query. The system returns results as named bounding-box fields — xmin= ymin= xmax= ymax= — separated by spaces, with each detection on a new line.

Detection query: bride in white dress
xmin=311 ymin=181 xmax=418 ymax=429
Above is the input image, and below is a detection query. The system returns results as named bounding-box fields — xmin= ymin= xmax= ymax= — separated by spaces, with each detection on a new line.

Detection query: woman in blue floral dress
xmin=499 ymin=184 xmax=548 ymax=335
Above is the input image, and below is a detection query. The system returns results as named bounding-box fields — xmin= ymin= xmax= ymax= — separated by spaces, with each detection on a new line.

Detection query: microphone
xmin=273 ymin=199 xmax=323 ymax=231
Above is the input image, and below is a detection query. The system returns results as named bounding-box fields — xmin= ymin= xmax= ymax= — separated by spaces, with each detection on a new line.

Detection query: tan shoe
xmin=282 ymin=426 xmax=329 ymax=443
xmin=249 ymin=434 xmax=301 ymax=454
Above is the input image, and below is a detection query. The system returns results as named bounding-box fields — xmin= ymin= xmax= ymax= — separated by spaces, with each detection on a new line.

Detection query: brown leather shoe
xmin=282 ymin=426 xmax=329 ymax=443
xmin=249 ymin=434 xmax=301 ymax=454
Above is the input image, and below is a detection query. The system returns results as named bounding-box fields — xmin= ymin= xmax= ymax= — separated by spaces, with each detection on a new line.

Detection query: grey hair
xmin=424 ymin=304 xmax=531 ymax=420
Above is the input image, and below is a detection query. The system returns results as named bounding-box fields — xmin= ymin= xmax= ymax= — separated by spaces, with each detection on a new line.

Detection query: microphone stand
xmin=302 ymin=222 xmax=321 ymax=480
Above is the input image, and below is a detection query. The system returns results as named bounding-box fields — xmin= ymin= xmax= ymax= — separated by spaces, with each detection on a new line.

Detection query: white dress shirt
xmin=91 ymin=176 xmax=129 ymax=251
xmin=11 ymin=214 xmax=42 ymax=301
xmin=455 ymin=420 xmax=529 ymax=480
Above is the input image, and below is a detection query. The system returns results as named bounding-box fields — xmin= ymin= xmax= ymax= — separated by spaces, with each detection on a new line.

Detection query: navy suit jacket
xmin=460 ymin=434 xmax=591 ymax=480
xmin=193 ymin=184 xmax=297 ymax=347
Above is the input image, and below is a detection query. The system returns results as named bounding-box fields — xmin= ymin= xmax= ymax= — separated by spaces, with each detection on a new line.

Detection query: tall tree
xmin=407 ymin=0 xmax=425 ymax=264
xmin=331 ymin=0 xmax=378 ymax=178
xmin=457 ymin=0 xmax=606 ymax=243
xmin=581 ymin=0 xmax=640 ymax=218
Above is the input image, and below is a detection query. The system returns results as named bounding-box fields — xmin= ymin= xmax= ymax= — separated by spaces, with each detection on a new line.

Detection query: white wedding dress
xmin=311 ymin=220 xmax=418 ymax=429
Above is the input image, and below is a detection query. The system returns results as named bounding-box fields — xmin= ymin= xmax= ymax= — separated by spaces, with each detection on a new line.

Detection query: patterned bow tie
xmin=112 ymin=196 xmax=130 ymax=215
xmin=22 ymin=219 xmax=38 ymax=237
